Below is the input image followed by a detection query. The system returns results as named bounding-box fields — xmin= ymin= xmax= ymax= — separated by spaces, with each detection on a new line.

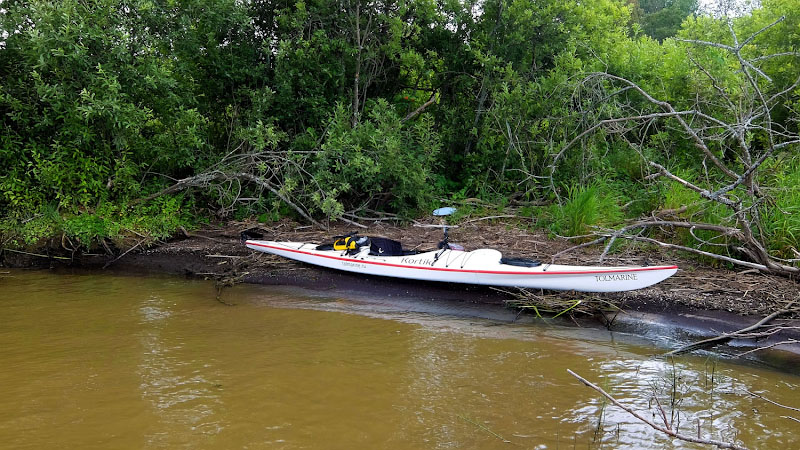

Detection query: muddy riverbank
xmin=3 ymin=219 xmax=800 ymax=356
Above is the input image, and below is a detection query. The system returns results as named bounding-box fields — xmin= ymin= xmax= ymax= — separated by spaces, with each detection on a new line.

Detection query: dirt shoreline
xmin=4 ymin=219 xmax=800 ymax=357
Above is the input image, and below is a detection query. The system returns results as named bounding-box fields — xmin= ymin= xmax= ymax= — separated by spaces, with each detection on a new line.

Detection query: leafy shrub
xmin=313 ymin=100 xmax=442 ymax=218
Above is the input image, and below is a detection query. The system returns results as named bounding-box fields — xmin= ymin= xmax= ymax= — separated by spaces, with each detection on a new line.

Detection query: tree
xmin=637 ymin=0 xmax=699 ymax=41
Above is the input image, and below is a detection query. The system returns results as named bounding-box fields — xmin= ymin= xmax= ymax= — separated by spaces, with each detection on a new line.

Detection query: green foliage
xmin=0 ymin=196 xmax=192 ymax=249
xmin=0 ymin=0 xmax=797 ymax=264
xmin=314 ymin=100 xmax=441 ymax=217
xmin=634 ymin=0 xmax=699 ymax=41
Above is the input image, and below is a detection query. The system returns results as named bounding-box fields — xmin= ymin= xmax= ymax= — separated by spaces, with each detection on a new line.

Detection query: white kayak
xmin=245 ymin=240 xmax=677 ymax=293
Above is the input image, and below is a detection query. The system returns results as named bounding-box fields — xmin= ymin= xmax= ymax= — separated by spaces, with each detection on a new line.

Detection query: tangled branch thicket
xmin=551 ymin=16 xmax=800 ymax=277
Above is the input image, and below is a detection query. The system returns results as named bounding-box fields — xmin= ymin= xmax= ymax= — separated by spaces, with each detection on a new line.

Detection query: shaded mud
xmin=3 ymin=219 xmax=800 ymax=358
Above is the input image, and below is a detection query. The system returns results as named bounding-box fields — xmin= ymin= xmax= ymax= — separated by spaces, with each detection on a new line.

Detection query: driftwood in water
xmin=664 ymin=301 xmax=798 ymax=356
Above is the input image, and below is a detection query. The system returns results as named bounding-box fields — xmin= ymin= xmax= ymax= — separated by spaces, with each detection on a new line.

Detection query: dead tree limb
xmin=403 ymin=92 xmax=437 ymax=122
xmin=597 ymin=219 xmax=745 ymax=262
xmin=664 ymin=302 xmax=796 ymax=356
xmin=134 ymin=170 xmax=327 ymax=230
xmin=736 ymin=339 xmax=800 ymax=357
xmin=567 ymin=369 xmax=748 ymax=450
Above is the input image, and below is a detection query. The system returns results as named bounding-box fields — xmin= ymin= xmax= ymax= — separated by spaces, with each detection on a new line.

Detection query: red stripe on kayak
xmin=246 ymin=241 xmax=678 ymax=276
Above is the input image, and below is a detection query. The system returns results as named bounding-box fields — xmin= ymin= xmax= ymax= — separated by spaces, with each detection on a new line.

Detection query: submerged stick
xmin=457 ymin=414 xmax=512 ymax=444
xmin=744 ymin=389 xmax=800 ymax=413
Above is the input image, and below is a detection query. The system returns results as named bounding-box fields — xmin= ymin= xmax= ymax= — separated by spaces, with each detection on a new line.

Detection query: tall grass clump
xmin=761 ymin=157 xmax=800 ymax=259
xmin=541 ymin=181 xmax=624 ymax=237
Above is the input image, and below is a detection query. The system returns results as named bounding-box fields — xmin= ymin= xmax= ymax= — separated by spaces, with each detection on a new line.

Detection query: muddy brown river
xmin=1 ymin=270 xmax=798 ymax=449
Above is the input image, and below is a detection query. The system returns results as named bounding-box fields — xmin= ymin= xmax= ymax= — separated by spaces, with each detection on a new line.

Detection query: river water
xmin=1 ymin=270 xmax=798 ymax=449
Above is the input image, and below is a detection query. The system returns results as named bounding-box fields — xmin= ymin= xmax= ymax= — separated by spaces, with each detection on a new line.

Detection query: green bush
xmin=313 ymin=100 xmax=442 ymax=218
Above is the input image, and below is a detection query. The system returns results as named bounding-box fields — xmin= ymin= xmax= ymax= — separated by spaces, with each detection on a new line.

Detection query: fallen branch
xmin=550 ymin=236 xmax=608 ymax=262
xmin=103 ymin=237 xmax=148 ymax=269
xmin=744 ymin=389 xmax=800 ymax=413
xmin=598 ymin=219 xmax=744 ymax=262
xmin=736 ymin=339 xmax=800 ymax=357
xmin=664 ymin=302 xmax=796 ymax=356
xmin=568 ymin=369 xmax=748 ymax=450
xmin=460 ymin=214 xmax=519 ymax=225
xmin=133 ymin=170 xmax=328 ymax=230
xmin=338 ymin=216 xmax=368 ymax=229
xmin=614 ymin=234 xmax=771 ymax=272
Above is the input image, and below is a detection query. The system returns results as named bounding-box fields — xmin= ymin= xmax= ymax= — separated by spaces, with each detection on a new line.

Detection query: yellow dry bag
xmin=333 ymin=236 xmax=357 ymax=251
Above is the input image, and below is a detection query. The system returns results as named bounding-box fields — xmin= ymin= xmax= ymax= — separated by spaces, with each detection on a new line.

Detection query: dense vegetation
xmin=1 ymin=0 xmax=798 ymax=271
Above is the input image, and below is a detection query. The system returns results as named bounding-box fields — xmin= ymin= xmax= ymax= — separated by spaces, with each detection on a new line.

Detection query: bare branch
xmin=567 ymin=370 xmax=748 ymax=450
xmin=752 ymin=52 xmax=800 ymax=63
xmin=599 ymin=219 xmax=744 ymax=262
xmin=739 ymin=16 xmax=785 ymax=48
xmin=648 ymin=162 xmax=736 ymax=207
xmin=737 ymin=340 xmax=800 ymax=357
xmin=665 ymin=302 xmax=796 ymax=356
xmin=617 ymin=234 xmax=771 ymax=271
xmin=402 ymin=92 xmax=437 ymax=122
xmin=744 ymin=389 xmax=800 ymax=413
xmin=675 ymin=38 xmax=734 ymax=52
xmin=551 ymin=236 xmax=608 ymax=262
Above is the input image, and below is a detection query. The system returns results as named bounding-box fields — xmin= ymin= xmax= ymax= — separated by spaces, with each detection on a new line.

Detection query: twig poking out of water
xmin=567 ymin=369 xmax=749 ymax=450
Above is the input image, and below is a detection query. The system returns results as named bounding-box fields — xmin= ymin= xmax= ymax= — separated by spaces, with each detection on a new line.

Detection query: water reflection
xmin=563 ymin=356 xmax=795 ymax=449
xmin=136 ymin=293 xmax=224 ymax=447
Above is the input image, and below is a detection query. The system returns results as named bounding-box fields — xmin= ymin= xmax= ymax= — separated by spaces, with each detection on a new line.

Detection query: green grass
xmin=538 ymin=180 xmax=624 ymax=237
